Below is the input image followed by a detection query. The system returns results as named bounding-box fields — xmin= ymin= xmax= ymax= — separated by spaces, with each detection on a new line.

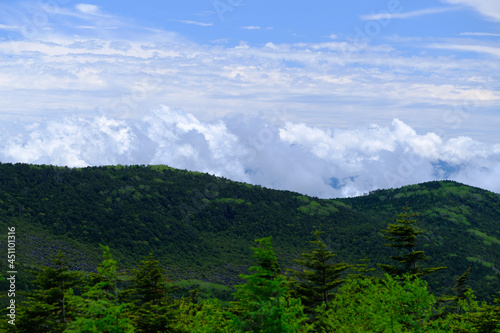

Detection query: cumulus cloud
xmin=1 ymin=108 xmax=498 ymax=198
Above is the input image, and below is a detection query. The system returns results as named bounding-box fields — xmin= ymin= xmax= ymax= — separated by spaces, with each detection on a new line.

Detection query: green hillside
xmin=0 ymin=163 xmax=499 ymax=301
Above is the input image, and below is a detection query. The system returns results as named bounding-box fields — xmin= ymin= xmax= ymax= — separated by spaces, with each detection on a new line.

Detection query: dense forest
xmin=0 ymin=163 xmax=499 ymax=331
xmin=1 ymin=232 xmax=499 ymax=332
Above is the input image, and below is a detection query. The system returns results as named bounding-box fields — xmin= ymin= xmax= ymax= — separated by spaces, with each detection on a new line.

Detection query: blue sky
xmin=0 ymin=0 xmax=499 ymax=197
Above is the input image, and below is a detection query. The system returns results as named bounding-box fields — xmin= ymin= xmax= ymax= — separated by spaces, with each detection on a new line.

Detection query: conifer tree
xmin=378 ymin=206 xmax=445 ymax=279
xmin=289 ymin=230 xmax=351 ymax=311
xmin=16 ymin=251 xmax=82 ymax=333
xmin=466 ymin=290 xmax=500 ymax=332
xmin=126 ymin=252 xmax=177 ymax=332
xmin=232 ymin=237 xmax=311 ymax=332
xmin=348 ymin=257 xmax=376 ymax=281
xmin=453 ymin=266 xmax=473 ymax=314
xmin=65 ymin=245 xmax=134 ymax=332
xmin=130 ymin=253 xmax=171 ymax=305
xmin=438 ymin=266 xmax=473 ymax=315
xmin=315 ymin=274 xmax=441 ymax=332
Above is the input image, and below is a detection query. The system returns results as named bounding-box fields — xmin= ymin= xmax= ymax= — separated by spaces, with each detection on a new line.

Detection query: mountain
xmin=0 ymin=163 xmax=499 ymax=301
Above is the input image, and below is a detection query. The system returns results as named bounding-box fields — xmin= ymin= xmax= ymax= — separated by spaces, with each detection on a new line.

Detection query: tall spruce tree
xmin=453 ymin=266 xmax=473 ymax=315
xmin=15 ymin=251 xmax=82 ymax=333
xmin=378 ymin=205 xmax=445 ymax=278
xmin=232 ymin=237 xmax=311 ymax=332
xmin=289 ymin=229 xmax=351 ymax=311
xmin=126 ymin=252 xmax=177 ymax=332
xmin=65 ymin=245 xmax=134 ymax=332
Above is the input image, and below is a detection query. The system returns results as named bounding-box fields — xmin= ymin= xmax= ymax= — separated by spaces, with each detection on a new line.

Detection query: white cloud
xmin=360 ymin=7 xmax=459 ymax=21
xmin=441 ymin=0 xmax=500 ymax=21
xmin=3 ymin=110 xmax=497 ymax=198
xmin=178 ymin=20 xmax=212 ymax=27
xmin=0 ymin=28 xmax=498 ymax=144
xmin=241 ymin=26 xmax=261 ymax=30
xmin=0 ymin=2 xmax=499 ymax=198
xmin=0 ymin=2 xmax=497 ymax=133
xmin=76 ymin=4 xmax=101 ymax=15
xmin=428 ymin=43 xmax=500 ymax=58
xmin=0 ymin=24 xmax=19 ymax=30
xmin=460 ymin=32 xmax=500 ymax=37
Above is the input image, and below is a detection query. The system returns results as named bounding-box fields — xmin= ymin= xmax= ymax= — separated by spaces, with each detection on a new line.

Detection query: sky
xmin=0 ymin=0 xmax=499 ymax=198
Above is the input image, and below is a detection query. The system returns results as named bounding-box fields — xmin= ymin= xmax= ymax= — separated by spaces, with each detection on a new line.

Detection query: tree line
xmin=2 ymin=206 xmax=499 ymax=332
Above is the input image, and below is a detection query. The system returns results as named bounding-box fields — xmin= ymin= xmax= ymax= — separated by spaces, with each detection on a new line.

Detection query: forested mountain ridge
xmin=0 ymin=163 xmax=499 ymax=302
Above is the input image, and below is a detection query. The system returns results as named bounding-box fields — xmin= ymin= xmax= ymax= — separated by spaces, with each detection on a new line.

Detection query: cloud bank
xmin=1 ymin=107 xmax=499 ymax=198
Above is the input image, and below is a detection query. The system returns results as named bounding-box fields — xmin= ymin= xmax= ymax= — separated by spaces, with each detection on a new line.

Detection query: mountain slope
xmin=0 ymin=163 xmax=499 ymax=301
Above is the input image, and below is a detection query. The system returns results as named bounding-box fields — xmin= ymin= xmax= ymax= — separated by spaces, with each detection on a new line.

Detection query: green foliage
xmin=289 ymin=229 xmax=351 ymax=312
xmin=129 ymin=253 xmax=172 ymax=305
xmin=14 ymin=251 xmax=83 ymax=333
xmin=315 ymin=274 xmax=445 ymax=332
xmin=174 ymin=298 xmax=233 ymax=333
xmin=65 ymin=245 xmax=134 ymax=332
xmin=461 ymin=290 xmax=500 ymax=332
xmin=232 ymin=237 xmax=311 ymax=332
xmin=124 ymin=252 xmax=177 ymax=332
xmin=4 ymin=236 xmax=500 ymax=332
xmin=466 ymin=257 xmax=495 ymax=268
xmin=454 ymin=267 xmax=473 ymax=306
xmin=168 ymin=279 xmax=233 ymax=302
xmin=0 ymin=164 xmax=499 ymax=303
xmin=297 ymin=200 xmax=338 ymax=217
xmin=378 ymin=206 xmax=445 ymax=279
xmin=468 ymin=229 xmax=500 ymax=246
xmin=441 ymin=289 xmax=500 ymax=332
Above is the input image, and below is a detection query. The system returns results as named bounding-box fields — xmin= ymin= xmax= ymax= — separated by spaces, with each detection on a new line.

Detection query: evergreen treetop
xmin=289 ymin=229 xmax=351 ymax=311
xmin=378 ymin=205 xmax=445 ymax=279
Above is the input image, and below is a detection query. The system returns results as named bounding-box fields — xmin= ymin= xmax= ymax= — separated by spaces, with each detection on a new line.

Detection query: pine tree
xmin=467 ymin=290 xmax=500 ymax=332
xmin=288 ymin=230 xmax=351 ymax=311
xmin=232 ymin=237 xmax=311 ymax=332
xmin=65 ymin=245 xmax=134 ymax=332
xmin=126 ymin=252 xmax=177 ymax=332
xmin=16 ymin=251 xmax=82 ymax=333
xmin=348 ymin=257 xmax=376 ymax=281
xmin=453 ymin=266 xmax=473 ymax=314
xmin=437 ymin=266 xmax=473 ymax=316
xmin=378 ymin=205 xmax=445 ymax=279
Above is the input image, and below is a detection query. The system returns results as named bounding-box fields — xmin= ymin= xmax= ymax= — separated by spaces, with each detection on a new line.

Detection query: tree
xmin=174 ymin=298 xmax=233 ymax=333
xmin=464 ymin=290 xmax=500 ymax=333
xmin=348 ymin=257 xmax=375 ymax=281
xmin=315 ymin=274 xmax=445 ymax=333
xmin=15 ymin=251 xmax=82 ymax=333
xmin=125 ymin=252 xmax=177 ymax=332
xmin=65 ymin=245 xmax=134 ymax=332
xmin=288 ymin=229 xmax=351 ymax=311
xmin=378 ymin=206 xmax=445 ymax=279
xmin=447 ymin=266 xmax=473 ymax=315
xmin=231 ymin=237 xmax=311 ymax=332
